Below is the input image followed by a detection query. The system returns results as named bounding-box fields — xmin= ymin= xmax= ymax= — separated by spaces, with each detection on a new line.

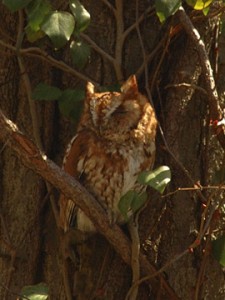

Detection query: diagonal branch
xmin=177 ymin=6 xmax=225 ymax=149
xmin=0 ymin=109 xmax=179 ymax=300
xmin=81 ymin=33 xmax=115 ymax=64
xmin=0 ymin=39 xmax=99 ymax=85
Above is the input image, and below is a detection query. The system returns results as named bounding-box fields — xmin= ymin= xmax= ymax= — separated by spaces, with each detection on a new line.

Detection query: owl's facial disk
xmin=88 ymin=92 xmax=142 ymax=140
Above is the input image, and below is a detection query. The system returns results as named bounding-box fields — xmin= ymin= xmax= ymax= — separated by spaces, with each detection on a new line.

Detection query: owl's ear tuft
xmin=121 ymin=75 xmax=138 ymax=98
xmin=86 ymin=82 xmax=95 ymax=97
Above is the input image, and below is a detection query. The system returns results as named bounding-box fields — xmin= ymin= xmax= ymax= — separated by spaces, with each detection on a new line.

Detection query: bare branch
xmin=0 ymin=40 xmax=99 ymax=85
xmin=135 ymin=0 xmax=152 ymax=104
xmin=81 ymin=33 xmax=115 ymax=63
xmin=114 ymin=0 xmax=125 ymax=81
xmin=123 ymin=6 xmax=154 ymax=40
xmin=100 ymin=0 xmax=116 ymax=14
xmin=135 ymin=35 xmax=167 ymax=78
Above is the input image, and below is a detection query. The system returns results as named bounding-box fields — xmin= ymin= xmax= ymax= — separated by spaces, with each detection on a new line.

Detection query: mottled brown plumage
xmin=59 ymin=75 xmax=157 ymax=232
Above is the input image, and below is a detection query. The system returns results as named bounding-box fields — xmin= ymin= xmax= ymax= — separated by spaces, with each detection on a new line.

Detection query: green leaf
xmin=41 ymin=11 xmax=75 ymax=48
xmin=131 ymin=191 xmax=148 ymax=214
xmin=21 ymin=282 xmax=48 ymax=300
xmin=70 ymin=40 xmax=90 ymax=69
xmin=32 ymin=83 xmax=62 ymax=101
xmin=185 ymin=0 xmax=213 ymax=10
xmin=202 ymin=6 xmax=210 ymax=15
xmin=3 ymin=0 xmax=32 ymax=12
xmin=155 ymin=0 xmax=181 ymax=23
xmin=69 ymin=0 xmax=90 ymax=32
xmin=25 ymin=26 xmax=46 ymax=42
xmin=138 ymin=166 xmax=171 ymax=194
xmin=212 ymin=235 xmax=225 ymax=267
xmin=26 ymin=0 xmax=52 ymax=31
xmin=58 ymin=89 xmax=84 ymax=120
xmin=118 ymin=191 xmax=148 ymax=221
xmin=118 ymin=190 xmax=136 ymax=221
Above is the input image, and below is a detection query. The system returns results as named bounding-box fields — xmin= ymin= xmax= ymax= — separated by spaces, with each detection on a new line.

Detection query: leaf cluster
xmin=118 ymin=166 xmax=171 ymax=220
xmin=32 ymin=83 xmax=85 ymax=120
xmin=3 ymin=0 xmax=91 ymax=68
xmin=20 ymin=282 xmax=48 ymax=300
xmin=155 ymin=0 xmax=214 ymax=22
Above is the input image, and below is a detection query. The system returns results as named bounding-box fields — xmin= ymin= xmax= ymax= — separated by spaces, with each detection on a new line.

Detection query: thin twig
xmin=100 ymin=0 xmax=116 ymax=15
xmin=194 ymin=184 xmax=225 ymax=298
xmin=150 ymin=30 xmax=170 ymax=94
xmin=123 ymin=6 xmax=154 ymax=40
xmin=126 ymin=248 xmax=189 ymax=299
xmin=162 ymin=185 xmax=225 ymax=198
xmin=81 ymin=33 xmax=115 ymax=63
xmin=0 ymin=40 xmax=98 ymax=85
xmin=158 ymin=124 xmax=208 ymax=204
xmin=135 ymin=35 xmax=167 ymax=78
xmin=194 ymin=231 xmax=211 ymax=300
xmin=114 ymin=0 xmax=124 ymax=81
xmin=135 ymin=0 xmax=152 ymax=104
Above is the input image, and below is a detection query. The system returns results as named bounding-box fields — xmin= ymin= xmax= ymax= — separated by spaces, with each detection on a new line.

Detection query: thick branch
xmin=177 ymin=7 xmax=225 ymax=149
xmin=0 ymin=109 xmax=178 ymax=299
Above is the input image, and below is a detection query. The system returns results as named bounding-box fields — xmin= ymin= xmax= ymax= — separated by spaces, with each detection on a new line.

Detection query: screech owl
xmin=59 ymin=75 xmax=157 ymax=233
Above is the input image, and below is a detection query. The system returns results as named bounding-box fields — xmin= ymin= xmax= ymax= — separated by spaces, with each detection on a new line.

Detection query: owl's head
xmin=80 ymin=75 xmax=156 ymax=142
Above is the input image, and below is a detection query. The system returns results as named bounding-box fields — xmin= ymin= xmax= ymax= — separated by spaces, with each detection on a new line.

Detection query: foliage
xmin=0 ymin=0 xmax=90 ymax=119
xmin=118 ymin=166 xmax=171 ymax=220
xmin=3 ymin=0 xmax=92 ymax=120
xmin=70 ymin=40 xmax=91 ymax=69
xmin=3 ymin=0 xmax=32 ymax=12
xmin=3 ymin=0 xmax=91 ymax=66
xmin=20 ymin=283 xmax=49 ymax=300
xmin=155 ymin=0 xmax=214 ymax=22
xmin=138 ymin=165 xmax=171 ymax=194
xmin=41 ymin=11 xmax=75 ymax=48
xmin=32 ymin=83 xmax=84 ymax=120
xmin=69 ymin=0 xmax=90 ymax=32
xmin=155 ymin=0 xmax=181 ymax=23
xmin=32 ymin=83 xmax=62 ymax=101
xmin=118 ymin=190 xmax=148 ymax=221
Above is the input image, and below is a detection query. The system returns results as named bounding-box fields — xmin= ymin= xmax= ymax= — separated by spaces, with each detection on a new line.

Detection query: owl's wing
xmin=59 ymin=133 xmax=86 ymax=232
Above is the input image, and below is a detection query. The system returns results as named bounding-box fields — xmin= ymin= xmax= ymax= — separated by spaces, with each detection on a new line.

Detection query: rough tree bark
xmin=0 ymin=1 xmax=225 ymax=300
